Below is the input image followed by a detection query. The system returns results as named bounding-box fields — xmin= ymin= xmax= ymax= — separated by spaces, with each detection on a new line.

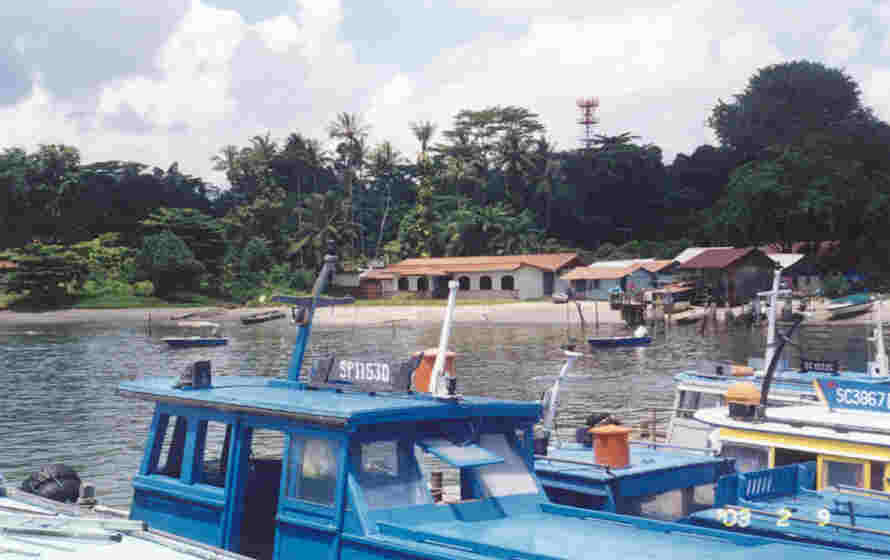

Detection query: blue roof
xmin=119 ymin=376 xmax=540 ymax=427
xmin=377 ymin=508 xmax=881 ymax=560
xmin=690 ymin=488 xmax=890 ymax=554
xmin=536 ymin=443 xmax=730 ymax=483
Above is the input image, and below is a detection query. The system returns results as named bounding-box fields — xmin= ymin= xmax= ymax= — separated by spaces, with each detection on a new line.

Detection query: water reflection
xmin=0 ymin=315 xmax=877 ymax=507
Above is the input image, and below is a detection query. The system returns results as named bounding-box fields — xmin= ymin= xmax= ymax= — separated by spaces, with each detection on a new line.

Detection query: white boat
xmin=826 ymin=293 xmax=873 ymax=319
xmin=0 ymin=475 xmax=246 ymax=559
xmin=162 ymin=321 xmax=228 ymax=348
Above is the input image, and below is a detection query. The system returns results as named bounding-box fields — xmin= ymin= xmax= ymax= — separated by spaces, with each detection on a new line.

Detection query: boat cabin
xmin=696 ymin=378 xmax=890 ymax=491
xmin=120 ymin=358 xmax=546 ymax=559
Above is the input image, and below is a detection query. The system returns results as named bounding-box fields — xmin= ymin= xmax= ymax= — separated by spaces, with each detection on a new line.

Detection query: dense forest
xmin=2 ymin=59 xmax=890 ymax=306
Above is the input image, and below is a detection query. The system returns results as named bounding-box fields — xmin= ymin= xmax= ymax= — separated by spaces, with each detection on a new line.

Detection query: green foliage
xmin=133 ymin=280 xmax=154 ymax=296
xmin=708 ymin=60 xmax=863 ymax=156
xmin=135 ymin=231 xmax=205 ymax=297
xmin=140 ymin=208 xmax=226 ymax=286
xmin=1 ymin=241 xmax=89 ymax=305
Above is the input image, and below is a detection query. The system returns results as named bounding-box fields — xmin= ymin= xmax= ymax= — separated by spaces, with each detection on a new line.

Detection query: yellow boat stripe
xmin=720 ymin=427 xmax=890 ymax=462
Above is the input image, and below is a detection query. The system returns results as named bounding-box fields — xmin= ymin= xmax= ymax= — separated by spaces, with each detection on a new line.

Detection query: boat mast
xmin=873 ymin=297 xmax=888 ymax=377
xmin=286 ymin=241 xmax=339 ymax=382
xmin=429 ymin=280 xmax=459 ymax=398
xmin=763 ymin=267 xmax=781 ymax=371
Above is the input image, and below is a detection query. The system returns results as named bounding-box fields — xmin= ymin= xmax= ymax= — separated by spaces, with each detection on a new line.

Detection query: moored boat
xmin=828 ymin=293 xmax=874 ymax=319
xmin=666 ymin=271 xmax=889 ymax=449
xmin=115 ymin=242 xmax=886 ymax=560
xmin=240 ymin=310 xmax=286 ymax=325
xmin=588 ymin=326 xmax=652 ymax=348
xmin=162 ymin=321 xmax=228 ymax=348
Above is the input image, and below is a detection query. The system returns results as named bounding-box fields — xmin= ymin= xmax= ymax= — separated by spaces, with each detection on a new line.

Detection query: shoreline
xmin=0 ymin=300 xmax=878 ymax=327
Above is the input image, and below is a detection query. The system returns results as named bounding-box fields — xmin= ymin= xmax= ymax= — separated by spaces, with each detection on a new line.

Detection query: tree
xmin=140 ymin=208 xmax=226 ymax=290
xmin=708 ymin=60 xmax=863 ymax=157
xmin=134 ymin=231 xmax=205 ymax=297
xmin=1 ymin=241 xmax=89 ymax=304
xmin=410 ymin=120 xmax=437 ymax=156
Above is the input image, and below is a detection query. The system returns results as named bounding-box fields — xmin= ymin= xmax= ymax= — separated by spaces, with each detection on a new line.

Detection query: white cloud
xmin=826 ymin=20 xmax=863 ymax=63
xmin=254 ymin=15 xmax=300 ymax=54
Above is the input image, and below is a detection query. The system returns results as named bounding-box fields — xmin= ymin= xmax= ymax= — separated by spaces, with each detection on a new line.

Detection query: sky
xmin=2 ymin=0 xmax=890 ymax=187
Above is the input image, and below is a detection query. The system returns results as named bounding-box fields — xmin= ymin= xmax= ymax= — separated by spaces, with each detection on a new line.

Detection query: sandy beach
xmin=0 ymin=298 xmax=877 ymax=327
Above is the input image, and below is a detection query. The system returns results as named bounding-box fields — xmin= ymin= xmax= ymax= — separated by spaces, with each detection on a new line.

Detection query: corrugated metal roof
xmin=678 ymin=247 xmax=761 ymax=269
xmin=562 ymin=265 xmax=641 ymax=281
xmin=389 ymin=253 xmax=579 ymax=274
xmin=361 ymin=269 xmax=394 ymax=280
xmin=760 ymin=241 xmax=840 ymax=257
xmin=640 ymin=260 xmax=676 ymax=273
xmin=674 ymin=247 xmax=733 ymax=263
xmin=589 ymin=258 xmax=655 ymax=268
xmin=0 ymin=260 xmax=16 ymax=270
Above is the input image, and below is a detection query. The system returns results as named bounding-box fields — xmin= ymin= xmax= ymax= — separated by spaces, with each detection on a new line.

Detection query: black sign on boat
xmin=309 ymin=353 xmax=422 ymax=393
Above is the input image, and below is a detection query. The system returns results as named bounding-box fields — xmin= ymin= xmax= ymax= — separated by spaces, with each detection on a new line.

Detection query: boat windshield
xmin=354 ymin=432 xmax=537 ymax=509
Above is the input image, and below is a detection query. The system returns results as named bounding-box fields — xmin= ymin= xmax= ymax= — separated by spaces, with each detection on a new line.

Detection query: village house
xmin=377 ymin=253 xmax=582 ymax=300
xmin=0 ymin=260 xmax=16 ymax=291
xmin=678 ymin=247 xmax=776 ymax=306
xmin=560 ymin=261 xmax=655 ymax=301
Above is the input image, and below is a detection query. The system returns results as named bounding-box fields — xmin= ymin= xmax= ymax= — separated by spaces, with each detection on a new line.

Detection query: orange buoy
xmin=411 ymin=348 xmax=456 ymax=393
xmin=730 ymin=364 xmax=754 ymax=377
xmin=726 ymin=381 xmax=761 ymax=419
xmin=589 ymin=424 xmax=632 ymax=469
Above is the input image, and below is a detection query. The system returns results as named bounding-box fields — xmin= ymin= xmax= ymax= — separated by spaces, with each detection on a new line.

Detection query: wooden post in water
xmin=594 ymin=300 xmax=599 ymax=331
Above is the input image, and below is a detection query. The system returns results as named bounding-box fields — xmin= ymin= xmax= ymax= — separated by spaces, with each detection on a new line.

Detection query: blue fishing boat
xmin=532 ymin=350 xmax=736 ymax=520
xmin=115 ymin=243 xmax=888 ymax=560
xmin=588 ymin=326 xmax=652 ymax=348
xmin=686 ymin=461 xmax=890 ymax=555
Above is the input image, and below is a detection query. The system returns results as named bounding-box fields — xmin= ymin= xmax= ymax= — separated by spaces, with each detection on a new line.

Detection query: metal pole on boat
xmin=872 ymin=296 xmax=888 ymax=377
xmin=430 ymin=280 xmax=459 ymax=398
xmin=286 ymin=241 xmax=338 ymax=382
xmin=541 ymin=350 xmax=583 ymax=438
xmin=763 ymin=267 xmax=781 ymax=371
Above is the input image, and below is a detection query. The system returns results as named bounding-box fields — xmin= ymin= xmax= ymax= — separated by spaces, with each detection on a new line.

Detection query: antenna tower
xmin=576 ymin=97 xmax=599 ymax=150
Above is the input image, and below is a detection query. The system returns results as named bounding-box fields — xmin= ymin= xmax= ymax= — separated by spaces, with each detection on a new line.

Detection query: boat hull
xmin=827 ymin=302 xmax=873 ymax=319
xmin=241 ymin=311 xmax=286 ymax=325
xmin=588 ymin=336 xmax=652 ymax=347
xmin=163 ymin=338 xmax=228 ymax=348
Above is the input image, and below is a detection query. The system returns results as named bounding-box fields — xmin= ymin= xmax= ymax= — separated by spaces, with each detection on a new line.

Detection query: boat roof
xmin=690 ymin=487 xmax=890 ymax=554
xmin=375 ymin=506 xmax=878 ymax=560
xmin=536 ymin=442 xmax=730 ymax=483
xmin=119 ymin=376 xmax=540 ymax=428
xmin=696 ymin=406 xmax=890 ymax=456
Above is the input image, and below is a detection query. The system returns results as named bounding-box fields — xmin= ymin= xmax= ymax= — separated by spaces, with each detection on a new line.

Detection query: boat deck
xmin=689 ymin=487 xmax=890 ymax=554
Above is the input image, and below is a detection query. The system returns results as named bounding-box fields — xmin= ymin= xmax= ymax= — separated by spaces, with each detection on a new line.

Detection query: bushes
xmin=134 ymin=231 xmax=205 ymax=297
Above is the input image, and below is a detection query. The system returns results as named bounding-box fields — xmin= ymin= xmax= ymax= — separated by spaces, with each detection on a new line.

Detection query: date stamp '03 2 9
xmin=715 ymin=508 xmax=831 ymax=528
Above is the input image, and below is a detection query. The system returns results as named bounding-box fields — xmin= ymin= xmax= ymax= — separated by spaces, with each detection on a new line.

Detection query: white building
xmin=381 ymin=253 xmax=582 ymax=300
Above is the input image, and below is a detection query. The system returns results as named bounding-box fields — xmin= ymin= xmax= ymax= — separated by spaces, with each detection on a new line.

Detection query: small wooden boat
xmin=162 ymin=321 xmax=228 ymax=348
xmin=827 ymin=293 xmax=873 ymax=319
xmin=552 ymin=292 xmax=569 ymax=304
xmin=240 ymin=309 xmax=286 ymax=325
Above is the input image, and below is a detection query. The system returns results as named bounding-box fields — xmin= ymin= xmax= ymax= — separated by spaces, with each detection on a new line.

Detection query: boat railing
xmin=716 ymin=462 xmax=816 ymax=507
xmin=837 ymin=484 xmax=890 ymax=500
xmin=566 ymin=406 xmax=696 ymax=443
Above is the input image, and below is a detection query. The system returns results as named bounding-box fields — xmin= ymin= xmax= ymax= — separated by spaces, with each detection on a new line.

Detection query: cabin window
xmin=398 ymin=277 xmax=409 ymax=291
xmin=416 ymin=277 xmax=428 ymax=292
xmin=720 ymin=443 xmax=769 ymax=473
xmin=458 ymin=276 xmax=470 ymax=290
xmin=154 ymin=415 xmax=188 ymax=478
xmin=475 ymin=433 xmax=538 ymax=497
xmin=287 ymin=436 xmax=340 ymax=506
xmin=677 ymin=391 xmax=723 ymax=417
xmin=773 ymin=448 xmax=817 ymax=468
xmin=820 ymin=456 xmax=867 ymax=490
xmin=622 ymin=484 xmax=716 ymax=521
xmin=353 ymin=440 xmax=431 ymax=510
xmin=500 ymin=276 xmax=514 ymax=290
xmin=480 ymin=276 xmax=492 ymax=290
xmin=871 ymin=462 xmax=889 ymax=492
xmin=199 ymin=421 xmax=232 ymax=488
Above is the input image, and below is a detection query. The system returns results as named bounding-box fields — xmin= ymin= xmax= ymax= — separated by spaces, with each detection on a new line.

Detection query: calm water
xmin=0 ymin=314 xmax=877 ymax=507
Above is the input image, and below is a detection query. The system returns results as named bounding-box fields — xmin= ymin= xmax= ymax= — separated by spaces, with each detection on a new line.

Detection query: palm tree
xmin=410 ymin=120 xmax=437 ymax=156
xmin=328 ymin=113 xmax=370 ymax=254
